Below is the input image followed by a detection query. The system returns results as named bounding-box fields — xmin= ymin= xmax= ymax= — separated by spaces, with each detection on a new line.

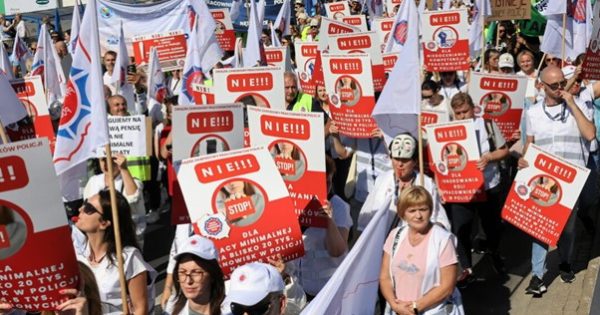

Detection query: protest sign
xmin=294 ymin=43 xmax=319 ymax=95
xmin=322 ymin=53 xmax=378 ymax=138
xmin=421 ymin=109 xmax=450 ymax=135
xmin=468 ymin=73 xmax=527 ymax=140
xmin=104 ymin=115 xmax=150 ymax=156
xmin=487 ymin=0 xmax=531 ymax=21
xmin=582 ymin=3 xmax=600 ymax=80
xmin=213 ymin=66 xmax=285 ymax=147
xmin=210 ymin=9 xmax=237 ymax=51
xmin=131 ymin=30 xmax=187 ymax=71
xmin=0 ymin=138 xmax=79 ymax=311
xmin=9 ymin=76 xmax=56 ymax=152
xmin=265 ymin=47 xmax=292 ymax=70
xmin=341 ymin=15 xmax=368 ymax=32
xmin=426 ymin=120 xmax=486 ymax=202
xmin=176 ymin=147 xmax=305 ymax=276
xmin=325 ymin=2 xmax=351 ymax=19
xmin=318 ymin=17 xmax=360 ymax=51
xmin=386 ymin=0 xmax=402 ymax=16
xmin=247 ymin=107 xmax=327 ymax=228
xmin=382 ymin=52 xmax=399 ymax=76
xmin=188 ymin=83 xmax=215 ymax=105
xmin=501 ymin=145 xmax=590 ymax=246
xmin=372 ymin=18 xmax=395 ymax=53
xmin=421 ymin=9 xmax=470 ymax=72
xmin=327 ymin=31 xmax=386 ymax=91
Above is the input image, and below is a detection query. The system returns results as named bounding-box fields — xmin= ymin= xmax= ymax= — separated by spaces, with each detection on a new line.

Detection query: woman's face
xmin=402 ymin=204 xmax=432 ymax=232
xmin=488 ymin=53 xmax=500 ymax=70
xmin=278 ymin=142 xmax=294 ymax=154
xmin=392 ymin=158 xmax=416 ymax=180
xmin=316 ymin=85 xmax=327 ymax=102
xmin=227 ymin=181 xmax=245 ymax=194
xmin=178 ymin=259 xmax=211 ymax=301
xmin=519 ymin=54 xmax=534 ymax=72
xmin=75 ymin=195 xmax=105 ymax=232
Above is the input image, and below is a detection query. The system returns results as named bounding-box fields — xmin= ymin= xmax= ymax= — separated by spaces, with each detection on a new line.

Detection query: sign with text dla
xmin=210 ymin=9 xmax=237 ymax=51
xmin=176 ymin=147 xmax=304 ymax=276
xmin=0 ymin=139 xmax=79 ymax=311
xmin=327 ymin=31 xmax=386 ymax=91
xmin=105 ymin=115 xmax=150 ymax=156
xmin=341 ymin=15 xmax=368 ymax=32
xmin=325 ymin=2 xmax=351 ymax=20
xmin=421 ymin=9 xmax=470 ymax=72
xmin=372 ymin=18 xmax=395 ymax=53
xmin=9 ymin=76 xmax=56 ymax=152
xmin=468 ymin=73 xmax=527 ymax=140
xmin=131 ymin=30 xmax=187 ymax=71
xmin=318 ymin=17 xmax=360 ymax=51
xmin=426 ymin=120 xmax=486 ymax=203
xmin=248 ymin=107 xmax=327 ymax=228
xmin=295 ymin=42 xmax=319 ymax=95
xmin=501 ymin=145 xmax=590 ymax=246
xmin=487 ymin=0 xmax=531 ymax=21
xmin=322 ymin=53 xmax=378 ymax=138
xmin=582 ymin=3 xmax=600 ymax=80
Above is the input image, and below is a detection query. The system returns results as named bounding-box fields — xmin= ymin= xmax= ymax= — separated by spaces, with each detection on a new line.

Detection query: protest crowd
xmin=2 ymin=0 xmax=600 ymax=314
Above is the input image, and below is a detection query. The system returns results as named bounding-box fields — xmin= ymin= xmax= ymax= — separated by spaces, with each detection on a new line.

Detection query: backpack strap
xmin=389 ymin=226 xmax=406 ymax=293
xmin=484 ymin=118 xmax=497 ymax=152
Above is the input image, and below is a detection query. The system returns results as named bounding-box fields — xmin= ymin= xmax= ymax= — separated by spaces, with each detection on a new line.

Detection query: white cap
xmin=562 ymin=65 xmax=576 ymax=80
xmin=173 ymin=235 xmax=219 ymax=261
xmin=228 ymin=262 xmax=285 ymax=306
xmin=389 ymin=134 xmax=416 ymax=159
xmin=498 ymin=53 xmax=514 ymax=69
xmin=297 ymin=12 xmax=308 ymax=20
xmin=295 ymin=0 xmax=304 ymax=4
xmin=309 ymin=18 xmax=319 ymax=27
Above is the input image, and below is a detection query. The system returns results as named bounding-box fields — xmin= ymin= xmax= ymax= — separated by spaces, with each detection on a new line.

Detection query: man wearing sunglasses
xmin=519 ymin=65 xmax=596 ymax=295
xmin=227 ymin=262 xmax=287 ymax=315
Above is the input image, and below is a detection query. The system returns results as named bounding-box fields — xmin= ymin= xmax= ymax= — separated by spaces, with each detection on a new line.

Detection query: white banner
xmin=104 ymin=115 xmax=150 ymax=156
xmin=3 ymin=0 xmax=57 ymax=14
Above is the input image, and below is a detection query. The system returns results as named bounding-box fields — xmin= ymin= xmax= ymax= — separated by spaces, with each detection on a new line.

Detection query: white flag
xmin=69 ymin=0 xmax=82 ymax=54
xmin=258 ymin=0 xmax=266 ymax=26
xmin=31 ymin=24 xmax=67 ymax=105
xmin=383 ymin=0 xmax=411 ymax=53
xmin=243 ymin=0 xmax=266 ymax=67
xmin=10 ymin=34 xmax=32 ymax=77
xmin=221 ymin=37 xmax=243 ymax=68
xmin=147 ymin=47 xmax=167 ymax=104
xmin=373 ymin=0 xmax=420 ymax=144
xmin=111 ymin=21 xmax=137 ymax=114
xmin=54 ymin=0 xmax=109 ymax=176
xmin=191 ymin=0 xmax=224 ymax=72
xmin=270 ymin=22 xmax=282 ymax=47
xmin=230 ymin=0 xmax=243 ymax=22
xmin=0 ymin=73 xmax=27 ymax=127
xmin=443 ymin=0 xmax=452 ymax=10
xmin=469 ymin=0 xmax=492 ymax=57
xmin=0 ymin=43 xmax=14 ymax=80
xmin=273 ymin=0 xmax=291 ymax=36
xmin=541 ymin=0 xmax=592 ymax=62
xmin=364 ymin=0 xmax=384 ymax=21
xmin=539 ymin=0 xmax=567 ymax=16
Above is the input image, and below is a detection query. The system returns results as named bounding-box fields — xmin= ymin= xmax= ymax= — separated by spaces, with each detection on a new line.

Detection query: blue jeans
xmin=531 ymin=240 xmax=547 ymax=278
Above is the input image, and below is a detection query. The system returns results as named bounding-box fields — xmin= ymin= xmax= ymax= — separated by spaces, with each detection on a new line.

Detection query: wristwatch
xmin=412 ymin=301 xmax=419 ymax=314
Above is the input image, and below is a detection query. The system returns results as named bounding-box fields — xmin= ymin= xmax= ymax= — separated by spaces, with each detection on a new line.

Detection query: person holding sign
xmin=379 ymin=186 xmax=462 ymax=315
xmin=519 ymin=66 xmax=596 ymax=292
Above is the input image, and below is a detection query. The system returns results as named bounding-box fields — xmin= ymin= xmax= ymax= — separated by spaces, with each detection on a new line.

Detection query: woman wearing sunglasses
xmin=74 ymin=190 xmax=156 ymax=315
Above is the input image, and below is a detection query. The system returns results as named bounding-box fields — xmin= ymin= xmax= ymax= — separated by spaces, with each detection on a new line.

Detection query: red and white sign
xmin=318 ymin=17 xmax=360 ymax=51
xmin=294 ymin=43 xmax=319 ymax=95
xmin=421 ymin=9 xmax=470 ymax=72
xmin=382 ymin=52 xmax=399 ymax=76
xmin=426 ymin=120 xmax=486 ymax=202
xmin=582 ymin=4 xmax=600 ymax=79
xmin=177 ymin=147 xmax=305 ymax=276
xmin=386 ymin=0 xmax=403 ymax=17
xmin=131 ymin=30 xmax=187 ymax=71
xmin=265 ymin=47 xmax=292 ymax=70
xmin=210 ymin=9 xmax=237 ymax=51
xmin=322 ymin=53 xmax=378 ymax=138
xmin=341 ymin=15 xmax=368 ymax=32
xmin=325 ymin=2 xmax=351 ymax=20
xmin=421 ymin=109 xmax=449 ymax=134
xmin=501 ymin=145 xmax=590 ymax=246
xmin=0 ymin=138 xmax=80 ymax=311
xmin=9 ymin=76 xmax=56 ymax=152
xmin=247 ymin=107 xmax=327 ymax=228
xmin=213 ymin=66 xmax=285 ymax=147
xmin=469 ymin=73 xmax=527 ymax=140
xmin=372 ymin=18 xmax=395 ymax=53
xmin=327 ymin=31 xmax=386 ymax=91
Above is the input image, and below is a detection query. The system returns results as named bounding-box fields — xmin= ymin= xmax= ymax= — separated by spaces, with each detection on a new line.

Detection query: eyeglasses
xmin=177 ymin=270 xmax=207 ymax=282
xmin=545 ymin=57 xmax=560 ymax=63
xmin=81 ymin=201 xmax=103 ymax=217
xmin=542 ymin=79 xmax=567 ymax=91
xmin=230 ymin=296 xmax=272 ymax=315
xmin=421 ymin=94 xmax=433 ymax=99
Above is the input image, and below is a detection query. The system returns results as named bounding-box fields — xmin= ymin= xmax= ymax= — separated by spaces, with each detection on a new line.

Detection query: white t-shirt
xmin=473 ymin=117 xmax=505 ymax=190
xmin=516 ymin=70 xmax=539 ymax=100
xmin=103 ymin=71 xmax=117 ymax=95
xmin=439 ymin=81 xmax=467 ymax=101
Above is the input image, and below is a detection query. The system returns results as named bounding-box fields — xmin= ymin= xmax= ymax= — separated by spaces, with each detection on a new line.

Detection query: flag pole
xmin=561 ymin=13 xmax=566 ymax=67
xmin=417 ymin=113 xmax=424 ymax=186
xmin=480 ymin=9 xmax=485 ymax=65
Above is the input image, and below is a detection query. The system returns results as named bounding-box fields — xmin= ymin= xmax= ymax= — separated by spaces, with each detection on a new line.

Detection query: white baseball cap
xmin=173 ymin=235 xmax=219 ymax=261
xmin=297 ymin=13 xmax=308 ymax=20
xmin=562 ymin=65 xmax=576 ymax=80
xmin=309 ymin=18 xmax=319 ymax=27
xmin=228 ymin=262 xmax=285 ymax=306
xmin=389 ymin=133 xmax=417 ymax=159
xmin=498 ymin=53 xmax=514 ymax=69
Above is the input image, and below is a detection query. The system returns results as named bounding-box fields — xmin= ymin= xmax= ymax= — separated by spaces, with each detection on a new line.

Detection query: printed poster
xmin=501 ymin=145 xmax=590 ymax=246
xmin=487 ymin=0 xmax=531 ymax=21
xmin=294 ymin=42 xmax=319 ymax=95
xmin=105 ymin=115 xmax=151 ymax=156
xmin=372 ymin=17 xmax=394 ymax=53
xmin=421 ymin=9 xmax=470 ymax=72
xmin=327 ymin=31 xmax=386 ymax=91
xmin=468 ymin=73 xmax=527 ymax=140
xmin=317 ymin=17 xmax=360 ymax=51
xmin=382 ymin=52 xmax=399 ymax=76
xmin=322 ymin=53 xmax=378 ymax=138
xmin=582 ymin=3 xmax=600 ymax=80
xmin=131 ymin=30 xmax=187 ymax=71
xmin=426 ymin=120 xmax=486 ymax=202
xmin=0 ymin=138 xmax=79 ymax=311
xmin=325 ymin=2 xmax=351 ymax=19
xmin=176 ymin=147 xmax=305 ymax=276
xmin=421 ymin=109 xmax=450 ymax=135
xmin=9 ymin=76 xmax=56 ymax=152
xmin=210 ymin=9 xmax=237 ymax=51
xmin=265 ymin=47 xmax=292 ymax=71
xmin=341 ymin=15 xmax=368 ymax=32
xmin=247 ymin=107 xmax=328 ymax=228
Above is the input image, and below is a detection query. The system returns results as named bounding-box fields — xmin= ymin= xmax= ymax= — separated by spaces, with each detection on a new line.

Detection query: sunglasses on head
xmin=230 ymin=296 xmax=272 ymax=315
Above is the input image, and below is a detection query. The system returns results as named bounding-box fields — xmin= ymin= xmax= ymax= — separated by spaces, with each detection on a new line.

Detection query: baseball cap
xmin=389 ymin=134 xmax=416 ymax=159
xmin=309 ymin=18 xmax=319 ymax=27
xmin=297 ymin=12 xmax=308 ymax=20
xmin=498 ymin=53 xmax=514 ymax=69
xmin=295 ymin=0 xmax=304 ymax=5
xmin=228 ymin=262 xmax=285 ymax=306
xmin=562 ymin=65 xmax=576 ymax=80
xmin=173 ymin=235 xmax=219 ymax=261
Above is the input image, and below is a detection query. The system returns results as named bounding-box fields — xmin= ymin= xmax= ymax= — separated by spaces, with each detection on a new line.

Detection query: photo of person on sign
xmin=191 ymin=136 xmax=230 ymax=157
xmin=481 ymin=92 xmax=509 ymax=116
xmin=335 ymin=76 xmax=360 ymax=107
xmin=270 ymin=141 xmax=307 ymax=182
xmin=0 ymin=205 xmax=28 ymax=260
xmin=530 ymin=176 xmax=560 ymax=206
xmin=215 ymin=180 xmax=265 ymax=227
xmin=441 ymin=143 xmax=467 ymax=172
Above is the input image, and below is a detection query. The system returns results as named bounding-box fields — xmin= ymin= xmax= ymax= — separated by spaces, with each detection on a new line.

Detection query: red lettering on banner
xmin=11 ymin=82 xmax=35 ymax=97
xmin=187 ymin=111 xmax=234 ymax=133
xmin=383 ymin=55 xmax=398 ymax=67
xmin=329 ymin=58 xmax=362 ymax=74
xmin=534 ymin=155 xmax=577 ymax=183
xmin=211 ymin=11 xmax=225 ymax=19
xmin=195 ymin=155 xmax=260 ymax=183
xmin=327 ymin=23 xmax=354 ymax=34
xmin=260 ymin=115 xmax=311 ymax=140
xmin=301 ymin=45 xmax=318 ymax=57
xmin=421 ymin=112 xmax=439 ymax=125
xmin=337 ymin=35 xmax=371 ymax=50
xmin=329 ymin=3 xmax=345 ymax=10
xmin=430 ymin=12 xmax=460 ymax=26
xmin=342 ymin=17 xmax=362 ymax=25
xmin=0 ymin=156 xmax=29 ymax=193
xmin=275 ymin=156 xmax=296 ymax=175
xmin=480 ymin=77 xmax=518 ymax=92
xmin=224 ymin=196 xmax=256 ymax=221
xmin=382 ymin=21 xmax=393 ymax=31
xmin=266 ymin=50 xmax=283 ymax=62
xmin=434 ymin=125 xmax=467 ymax=142
xmin=227 ymin=73 xmax=273 ymax=92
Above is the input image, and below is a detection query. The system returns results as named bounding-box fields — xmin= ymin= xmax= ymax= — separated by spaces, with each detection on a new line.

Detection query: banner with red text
xmin=247 ymin=107 xmax=327 ymax=228
xmin=210 ymin=9 xmax=237 ymax=51
xmin=373 ymin=18 xmax=395 ymax=53
xmin=318 ymin=17 xmax=360 ymax=51
xmin=0 ymin=138 xmax=79 ymax=311
xmin=386 ymin=0 xmax=402 ymax=16
xmin=426 ymin=120 xmax=486 ymax=202
xmin=131 ymin=30 xmax=187 ymax=71
xmin=341 ymin=15 xmax=368 ymax=32
xmin=501 ymin=145 xmax=590 ymax=246
xmin=176 ymin=147 xmax=304 ymax=276
xmin=421 ymin=9 xmax=470 ymax=72
xmin=421 ymin=109 xmax=450 ymax=136
xmin=327 ymin=31 xmax=386 ymax=91
xmin=582 ymin=3 xmax=600 ymax=80
xmin=382 ymin=52 xmax=399 ymax=76
xmin=322 ymin=53 xmax=378 ymax=138
xmin=294 ymin=43 xmax=319 ymax=95
xmin=468 ymin=72 xmax=527 ymax=140
xmin=265 ymin=47 xmax=292 ymax=71
xmin=325 ymin=2 xmax=351 ymax=19
xmin=9 ymin=76 xmax=56 ymax=152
